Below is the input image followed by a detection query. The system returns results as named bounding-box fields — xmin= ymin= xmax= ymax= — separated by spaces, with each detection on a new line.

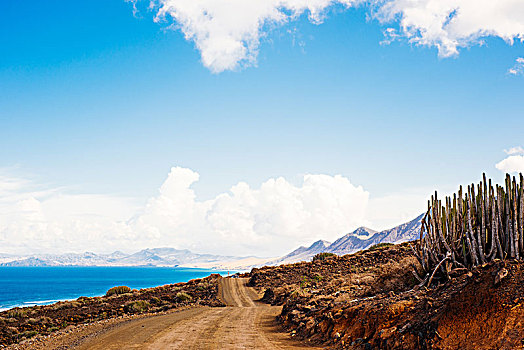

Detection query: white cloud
xmin=508 ymin=57 xmax=524 ymax=75
xmin=496 ymin=155 xmax=524 ymax=173
xmin=131 ymin=167 xmax=369 ymax=255
xmin=140 ymin=0 xmax=524 ymax=72
xmin=374 ymin=0 xmax=524 ymax=58
xmin=0 ymin=167 xmax=432 ymax=257
xmin=149 ymin=0 xmax=357 ymax=72
xmin=0 ymin=172 xmax=139 ymax=255
xmin=496 ymin=146 xmax=524 ymax=173
xmin=504 ymin=146 xmax=524 ymax=155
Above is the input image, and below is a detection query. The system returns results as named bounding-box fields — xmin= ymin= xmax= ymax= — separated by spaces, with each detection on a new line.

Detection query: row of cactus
xmin=412 ymin=173 xmax=524 ymax=287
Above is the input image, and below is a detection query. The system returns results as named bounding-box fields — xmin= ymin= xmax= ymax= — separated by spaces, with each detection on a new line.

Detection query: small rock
xmin=399 ymin=323 xmax=411 ymax=333
xmin=305 ymin=319 xmax=315 ymax=332
xmin=495 ymin=268 xmax=508 ymax=285
xmin=380 ymin=326 xmax=397 ymax=339
xmin=449 ymin=268 xmax=468 ymax=277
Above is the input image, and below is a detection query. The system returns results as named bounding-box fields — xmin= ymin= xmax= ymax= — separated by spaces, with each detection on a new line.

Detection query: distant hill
xmin=272 ymin=213 xmax=424 ymax=264
xmin=326 ymin=213 xmax=423 ymax=256
xmin=0 ymin=214 xmax=424 ymax=269
xmin=328 ymin=227 xmax=378 ymax=255
xmin=269 ymin=240 xmax=331 ymax=265
xmin=0 ymin=248 xmax=239 ymax=268
xmin=370 ymin=213 xmax=424 ymax=245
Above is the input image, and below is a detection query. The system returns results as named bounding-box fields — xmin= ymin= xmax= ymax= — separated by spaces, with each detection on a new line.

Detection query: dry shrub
xmin=312 ymin=252 xmax=335 ymax=262
xmin=6 ymin=309 xmax=26 ymax=319
xmin=25 ymin=318 xmax=38 ymax=325
xmin=176 ymin=292 xmax=192 ymax=302
xmin=53 ymin=301 xmax=81 ymax=310
xmin=106 ymin=286 xmax=131 ymax=296
xmin=368 ymin=242 xmax=394 ymax=251
xmin=19 ymin=330 xmax=38 ymax=339
xmin=124 ymin=300 xmax=150 ymax=313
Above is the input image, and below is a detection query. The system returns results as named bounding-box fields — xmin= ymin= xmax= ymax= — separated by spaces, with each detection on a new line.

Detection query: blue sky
xmin=0 ymin=0 xmax=523 ymax=255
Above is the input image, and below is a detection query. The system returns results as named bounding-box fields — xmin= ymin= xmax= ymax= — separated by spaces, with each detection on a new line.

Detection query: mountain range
xmin=0 ymin=248 xmax=239 ymax=268
xmin=286 ymin=213 xmax=424 ymax=263
xmin=0 ymin=214 xmax=424 ymax=269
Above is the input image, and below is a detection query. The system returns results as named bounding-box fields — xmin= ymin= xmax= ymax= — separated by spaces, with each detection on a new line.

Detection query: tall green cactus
xmin=413 ymin=173 xmax=524 ymax=287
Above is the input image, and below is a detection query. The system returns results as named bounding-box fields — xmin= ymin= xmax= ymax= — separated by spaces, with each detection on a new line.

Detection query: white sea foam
xmin=22 ymin=299 xmax=64 ymax=305
xmin=0 ymin=299 xmax=70 ymax=312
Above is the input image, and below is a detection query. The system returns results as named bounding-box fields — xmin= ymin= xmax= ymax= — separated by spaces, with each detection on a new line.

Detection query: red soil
xmin=248 ymin=243 xmax=524 ymax=349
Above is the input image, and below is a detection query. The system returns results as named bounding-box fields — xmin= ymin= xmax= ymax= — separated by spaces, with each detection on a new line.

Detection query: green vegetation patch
xmin=106 ymin=286 xmax=131 ymax=296
xmin=176 ymin=292 xmax=192 ymax=302
xmin=124 ymin=300 xmax=151 ymax=313
xmin=312 ymin=252 xmax=335 ymax=262
xmin=19 ymin=330 xmax=38 ymax=339
xmin=368 ymin=243 xmax=394 ymax=251
xmin=6 ymin=309 xmax=26 ymax=319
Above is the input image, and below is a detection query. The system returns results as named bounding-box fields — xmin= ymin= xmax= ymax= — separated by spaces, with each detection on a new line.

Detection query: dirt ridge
xmin=248 ymin=242 xmax=524 ymax=349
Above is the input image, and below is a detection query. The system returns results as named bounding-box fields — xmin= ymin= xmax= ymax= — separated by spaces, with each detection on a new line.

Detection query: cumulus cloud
xmin=496 ymin=155 xmax=524 ymax=173
xmin=0 ymin=167 xmax=436 ymax=256
xmin=139 ymin=0 xmax=524 ymax=72
xmin=131 ymin=167 xmax=370 ymax=255
xmin=508 ymin=57 xmax=524 ymax=75
xmin=150 ymin=0 xmax=357 ymax=72
xmin=374 ymin=0 xmax=524 ymax=58
xmin=496 ymin=147 xmax=524 ymax=173
xmin=0 ymin=167 xmax=375 ymax=256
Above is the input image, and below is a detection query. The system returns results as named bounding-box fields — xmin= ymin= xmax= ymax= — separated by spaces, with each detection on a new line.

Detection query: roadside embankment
xmin=249 ymin=243 xmax=524 ymax=349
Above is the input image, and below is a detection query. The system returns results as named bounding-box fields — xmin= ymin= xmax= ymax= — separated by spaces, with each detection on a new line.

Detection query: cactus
xmin=413 ymin=173 xmax=524 ymax=287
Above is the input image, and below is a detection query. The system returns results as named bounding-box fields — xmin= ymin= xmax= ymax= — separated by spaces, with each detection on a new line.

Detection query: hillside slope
xmin=269 ymin=240 xmax=331 ymax=265
xmin=326 ymin=214 xmax=423 ymax=256
xmin=248 ymin=243 xmax=524 ymax=349
xmin=327 ymin=227 xmax=378 ymax=255
xmin=273 ymin=214 xmax=424 ymax=265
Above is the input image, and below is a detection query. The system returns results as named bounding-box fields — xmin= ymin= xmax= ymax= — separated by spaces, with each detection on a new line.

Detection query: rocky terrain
xmin=249 ymin=242 xmax=524 ymax=349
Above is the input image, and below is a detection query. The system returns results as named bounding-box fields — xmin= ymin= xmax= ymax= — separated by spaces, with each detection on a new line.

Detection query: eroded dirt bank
xmin=249 ymin=243 xmax=524 ymax=349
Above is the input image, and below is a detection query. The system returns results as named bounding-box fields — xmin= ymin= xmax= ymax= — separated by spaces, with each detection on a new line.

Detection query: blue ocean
xmin=0 ymin=267 xmax=226 ymax=311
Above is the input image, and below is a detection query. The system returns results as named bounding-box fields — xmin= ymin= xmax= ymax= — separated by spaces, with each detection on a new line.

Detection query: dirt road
xmin=72 ymin=278 xmax=320 ymax=350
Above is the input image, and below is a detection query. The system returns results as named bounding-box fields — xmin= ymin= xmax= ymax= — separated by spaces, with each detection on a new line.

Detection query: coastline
xmin=0 ymin=273 xmax=225 ymax=347
xmin=0 ymin=266 xmax=230 ymax=313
